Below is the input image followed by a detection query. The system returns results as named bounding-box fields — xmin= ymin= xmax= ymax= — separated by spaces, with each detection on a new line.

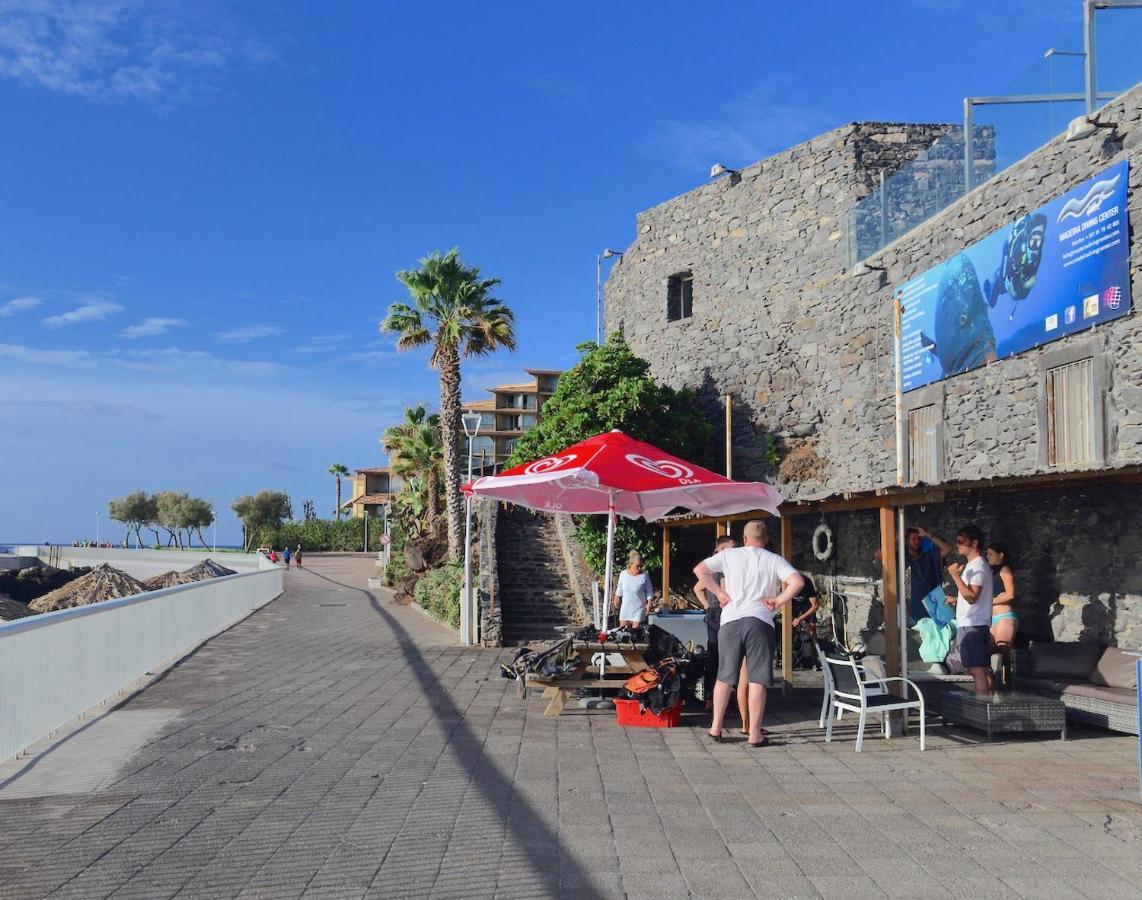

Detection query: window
xmin=667 ymin=272 xmax=694 ymax=321
xmin=907 ymin=404 xmax=940 ymax=484
xmin=471 ymin=436 xmax=495 ymax=457
xmin=478 ymin=413 xmax=495 ymax=428
xmin=1045 ymin=358 xmax=1096 ymax=467
xmin=538 ymin=375 xmax=559 ymax=393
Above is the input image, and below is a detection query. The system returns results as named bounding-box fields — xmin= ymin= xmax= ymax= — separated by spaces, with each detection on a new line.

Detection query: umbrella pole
xmin=602 ymin=497 xmax=616 ymax=631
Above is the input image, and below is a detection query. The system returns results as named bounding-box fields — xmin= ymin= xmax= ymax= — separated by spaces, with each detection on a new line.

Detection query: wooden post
xmin=879 ymin=505 xmax=901 ymax=683
xmin=724 ymin=394 xmax=733 ymax=478
xmin=661 ymin=525 xmax=671 ymax=608
xmin=780 ymin=514 xmax=794 ymax=688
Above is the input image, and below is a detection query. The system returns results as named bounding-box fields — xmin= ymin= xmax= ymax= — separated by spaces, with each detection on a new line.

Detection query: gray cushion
xmin=1029 ymin=640 xmax=1103 ymax=681
xmin=1089 ymin=646 xmax=1141 ymax=690
xmin=1057 ymin=682 xmax=1138 ymax=707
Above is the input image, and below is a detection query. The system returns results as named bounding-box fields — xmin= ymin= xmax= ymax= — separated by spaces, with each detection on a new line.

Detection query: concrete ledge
xmin=410 ymin=602 xmax=460 ymax=638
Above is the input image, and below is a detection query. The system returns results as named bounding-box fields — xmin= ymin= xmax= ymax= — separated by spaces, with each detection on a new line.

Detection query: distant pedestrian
xmin=269 ymin=549 xmax=278 ymax=564
xmin=946 ymin=525 xmax=994 ymax=695
xmin=283 ymin=546 xmax=292 ymax=568
xmin=295 ymin=544 xmax=303 ymax=568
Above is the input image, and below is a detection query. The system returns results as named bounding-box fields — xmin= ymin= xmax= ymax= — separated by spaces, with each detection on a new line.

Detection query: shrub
xmin=413 ymin=562 xmax=463 ymax=629
xmin=384 ymin=551 xmax=410 ymax=587
xmin=261 ymin=517 xmax=383 ymax=553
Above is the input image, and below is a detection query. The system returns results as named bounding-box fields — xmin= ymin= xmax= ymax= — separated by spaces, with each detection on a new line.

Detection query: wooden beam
xmin=878 ymin=505 xmax=901 ymax=683
xmin=661 ymin=526 xmax=671 ymax=606
xmin=661 ymin=509 xmax=776 ymax=529
xmin=780 ymin=515 xmax=794 ymax=688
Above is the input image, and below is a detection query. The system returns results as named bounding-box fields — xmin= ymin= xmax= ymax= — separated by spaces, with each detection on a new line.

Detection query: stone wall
xmin=605 ymin=87 xmax=1142 ymax=499
xmin=607 ymin=86 xmax=1142 ymax=650
xmin=476 ymin=499 xmax=502 ymax=647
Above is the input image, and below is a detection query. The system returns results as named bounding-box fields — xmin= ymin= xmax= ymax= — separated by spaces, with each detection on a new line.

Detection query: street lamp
xmin=461 ymin=409 xmax=483 ymax=646
xmin=596 ymin=248 xmax=623 ymax=346
xmin=95 ymin=510 xmax=100 ymax=546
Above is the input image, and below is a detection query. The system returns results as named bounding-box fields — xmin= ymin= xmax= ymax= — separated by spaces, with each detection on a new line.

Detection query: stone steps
xmin=496 ymin=508 xmax=582 ymax=644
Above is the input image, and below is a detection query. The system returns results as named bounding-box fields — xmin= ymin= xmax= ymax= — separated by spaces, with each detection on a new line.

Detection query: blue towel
xmin=913 ymin=617 xmax=956 ymax=664
xmin=921 ymin=586 xmax=956 ymax=629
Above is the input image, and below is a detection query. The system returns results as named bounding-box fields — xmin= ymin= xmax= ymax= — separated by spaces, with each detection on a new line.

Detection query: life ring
xmin=812 ymin=523 xmax=834 ymax=561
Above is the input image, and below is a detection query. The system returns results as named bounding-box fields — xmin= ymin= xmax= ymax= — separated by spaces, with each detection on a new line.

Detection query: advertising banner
xmin=898 ymin=160 xmax=1131 ymax=392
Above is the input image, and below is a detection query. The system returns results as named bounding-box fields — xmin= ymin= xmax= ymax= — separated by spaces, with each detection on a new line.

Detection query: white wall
xmin=0 ymin=564 xmax=282 ymax=764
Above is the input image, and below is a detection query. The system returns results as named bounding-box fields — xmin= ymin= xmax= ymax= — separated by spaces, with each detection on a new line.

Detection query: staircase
xmin=496 ymin=507 xmax=583 ymax=644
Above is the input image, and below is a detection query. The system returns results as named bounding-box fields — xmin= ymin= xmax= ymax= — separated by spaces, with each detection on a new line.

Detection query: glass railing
xmin=844 ymin=12 xmax=1142 ymax=266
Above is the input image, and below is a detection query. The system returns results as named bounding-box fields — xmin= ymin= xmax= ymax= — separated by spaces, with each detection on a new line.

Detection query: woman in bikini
xmin=986 ymin=542 xmax=1018 ymax=655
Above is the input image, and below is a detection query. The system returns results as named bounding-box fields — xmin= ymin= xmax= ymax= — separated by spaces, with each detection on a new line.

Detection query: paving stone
xmin=0 ymin=556 xmax=1138 ymax=900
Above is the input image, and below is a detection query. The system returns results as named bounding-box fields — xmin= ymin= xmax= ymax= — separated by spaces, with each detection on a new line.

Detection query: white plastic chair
xmin=822 ymin=652 xmax=926 ymax=751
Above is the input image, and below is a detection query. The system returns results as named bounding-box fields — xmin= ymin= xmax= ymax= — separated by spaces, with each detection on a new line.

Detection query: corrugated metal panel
xmin=1046 ymin=358 xmax=1095 ymax=467
xmin=908 ymin=404 xmax=939 ymax=483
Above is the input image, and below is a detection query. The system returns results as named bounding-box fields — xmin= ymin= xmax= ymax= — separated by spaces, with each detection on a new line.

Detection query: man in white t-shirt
xmin=946 ymin=524 xmax=994 ymax=695
xmin=693 ymin=520 xmax=803 ymax=747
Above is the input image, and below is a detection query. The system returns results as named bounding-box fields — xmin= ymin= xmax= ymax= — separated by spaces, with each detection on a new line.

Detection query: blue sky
xmin=0 ymin=0 xmax=1109 ymax=545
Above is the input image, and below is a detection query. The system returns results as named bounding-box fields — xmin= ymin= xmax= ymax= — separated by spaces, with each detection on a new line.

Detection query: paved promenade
xmin=0 ymin=556 xmax=1139 ymax=899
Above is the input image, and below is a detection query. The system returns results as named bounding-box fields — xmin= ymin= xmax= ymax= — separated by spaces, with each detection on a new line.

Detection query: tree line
xmin=107 ymin=491 xmax=215 ymax=549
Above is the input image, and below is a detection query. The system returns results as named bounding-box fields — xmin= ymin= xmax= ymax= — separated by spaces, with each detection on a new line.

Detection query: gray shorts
xmin=716 ymin=617 xmax=775 ymax=687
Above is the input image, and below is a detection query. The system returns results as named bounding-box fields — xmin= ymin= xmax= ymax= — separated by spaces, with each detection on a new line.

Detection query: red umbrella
xmin=463 ymin=429 xmax=783 ymax=622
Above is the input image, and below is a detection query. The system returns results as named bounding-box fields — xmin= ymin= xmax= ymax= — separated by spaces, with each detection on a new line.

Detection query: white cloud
xmin=0 ymin=342 xmax=95 ymax=367
xmin=290 ymin=334 xmax=353 ymax=354
xmin=214 ymin=323 xmax=283 ymax=343
xmin=119 ymin=317 xmax=188 ymax=338
xmin=105 ymin=346 xmax=287 ymax=377
xmin=0 ymin=296 xmax=41 ymax=316
xmin=339 ymin=349 xmax=398 ymax=367
xmin=42 ymin=301 xmax=124 ymax=327
xmin=655 ymin=82 xmax=840 ymax=172
xmin=0 ymin=0 xmax=273 ymax=103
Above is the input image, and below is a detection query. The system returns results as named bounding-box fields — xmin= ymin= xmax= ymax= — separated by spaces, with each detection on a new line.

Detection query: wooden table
xmin=525 ymin=640 xmax=650 ymax=717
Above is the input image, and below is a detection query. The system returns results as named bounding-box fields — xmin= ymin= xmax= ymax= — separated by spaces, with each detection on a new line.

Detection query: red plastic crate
xmin=614 ymin=698 xmax=682 ymax=728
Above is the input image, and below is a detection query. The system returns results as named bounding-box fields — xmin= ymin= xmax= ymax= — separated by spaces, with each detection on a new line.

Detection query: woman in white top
xmin=613 ymin=550 xmax=654 ymax=628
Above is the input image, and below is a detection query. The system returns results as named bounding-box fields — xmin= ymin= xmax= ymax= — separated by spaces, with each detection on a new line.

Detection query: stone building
xmin=605 ymin=88 xmax=1142 ymax=648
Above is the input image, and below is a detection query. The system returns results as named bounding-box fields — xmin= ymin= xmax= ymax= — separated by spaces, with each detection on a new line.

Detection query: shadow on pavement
xmin=308 ymin=568 xmax=599 ymax=897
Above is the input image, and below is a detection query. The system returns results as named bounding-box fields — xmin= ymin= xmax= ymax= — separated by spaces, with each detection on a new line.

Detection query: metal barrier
xmin=0 ymin=563 xmax=283 ymax=764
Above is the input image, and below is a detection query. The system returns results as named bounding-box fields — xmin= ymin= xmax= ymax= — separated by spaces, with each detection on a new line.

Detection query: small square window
xmin=667 ymin=272 xmax=694 ymax=321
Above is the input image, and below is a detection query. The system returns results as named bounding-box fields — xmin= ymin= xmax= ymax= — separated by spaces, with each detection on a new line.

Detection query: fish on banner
xmin=898 ymin=160 xmax=1131 ymax=392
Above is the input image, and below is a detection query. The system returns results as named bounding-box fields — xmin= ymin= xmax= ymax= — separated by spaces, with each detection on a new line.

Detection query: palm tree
xmin=382 ymin=249 xmax=515 ymax=560
xmin=329 ymin=463 xmax=350 ymax=520
xmin=383 ymin=408 xmax=443 ymax=534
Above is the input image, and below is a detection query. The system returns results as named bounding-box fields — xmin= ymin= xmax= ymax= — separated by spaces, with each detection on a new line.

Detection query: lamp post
xmin=95 ymin=510 xmax=100 ymax=546
xmin=596 ymin=249 xmax=622 ymax=346
xmin=461 ymin=410 xmax=483 ymax=646
xmin=382 ymin=502 xmax=391 ymax=570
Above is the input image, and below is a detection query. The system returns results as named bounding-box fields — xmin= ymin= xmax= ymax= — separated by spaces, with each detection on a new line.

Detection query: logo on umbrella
xmin=524 ymin=453 xmax=577 ymax=474
xmin=625 ymin=454 xmax=696 ymax=482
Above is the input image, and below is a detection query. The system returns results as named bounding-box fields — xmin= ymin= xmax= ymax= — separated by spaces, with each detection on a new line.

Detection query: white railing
xmin=0 ymin=561 xmax=282 ymax=764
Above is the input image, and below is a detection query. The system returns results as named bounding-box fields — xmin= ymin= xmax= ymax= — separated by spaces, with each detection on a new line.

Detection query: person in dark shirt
xmin=695 ymin=534 xmax=735 ymax=710
xmin=791 ymin=572 xmax=820 ymax=637
xmin=875 ymin=525 xmax=952 ymax=623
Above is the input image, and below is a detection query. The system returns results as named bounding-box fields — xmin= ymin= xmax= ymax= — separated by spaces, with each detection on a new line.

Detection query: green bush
xmin=384 ymin=551 xmax=410 ymax=587
xmin=260 ymin=517 xmax=383 ymax=553
xmin=413 ymin=562 xmax=463 ymax=629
